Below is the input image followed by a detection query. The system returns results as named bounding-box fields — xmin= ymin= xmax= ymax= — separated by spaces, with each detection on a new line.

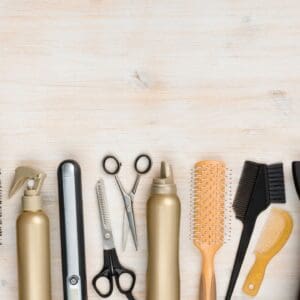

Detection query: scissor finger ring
xmin=102 ymin=155 xmax=121 ymax=175
xmin=134 ymin=154 xmax=152 ymax=174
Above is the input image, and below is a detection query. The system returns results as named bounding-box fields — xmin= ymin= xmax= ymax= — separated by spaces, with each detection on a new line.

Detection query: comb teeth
xmin=96 ymin=179 xmax=112 ymax=231
xmin=255 ymin=208 xmax=292 ymax=254
xmin=255 ymin=208 xmax=287 ymax=253
xmin=233 ymin=161 xmax=260 ymax=221
xmin=192 ymin=161 xmax=225 ymax=247
xmin=267 ymin=163 xmax=286 ymax=204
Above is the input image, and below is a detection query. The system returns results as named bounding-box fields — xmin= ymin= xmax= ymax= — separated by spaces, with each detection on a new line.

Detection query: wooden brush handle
xmin=243 ymin=256 xmax=267 ymax=297
xmin=200 ymin=252 xmax=216 ymax=300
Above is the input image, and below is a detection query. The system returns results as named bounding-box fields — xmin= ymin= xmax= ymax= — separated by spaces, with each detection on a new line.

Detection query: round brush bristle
xmin=192 ymin=160 xmax=226 ymax=249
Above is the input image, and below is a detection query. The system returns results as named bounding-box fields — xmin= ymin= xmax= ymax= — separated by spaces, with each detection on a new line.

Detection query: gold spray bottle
xmin=146 ymin=161 xmax=181 ymax=300
xmin=9 ymin=166 xmax=52 ymax=300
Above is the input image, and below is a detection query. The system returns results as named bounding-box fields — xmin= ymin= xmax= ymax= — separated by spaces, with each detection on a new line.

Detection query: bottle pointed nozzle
xmin=152 ymin=161 xmax=176 ymax=194
xmin=159 ymin=161 xmax=174 ymax=184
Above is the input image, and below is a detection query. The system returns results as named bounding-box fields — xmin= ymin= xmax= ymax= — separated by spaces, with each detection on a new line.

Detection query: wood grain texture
xmin=0 ymin=0 xmax=299 ymax=299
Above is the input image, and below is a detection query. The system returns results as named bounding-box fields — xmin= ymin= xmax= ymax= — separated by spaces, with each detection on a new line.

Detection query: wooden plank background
xmin=0 ymin=0 xmax=299 ymax=299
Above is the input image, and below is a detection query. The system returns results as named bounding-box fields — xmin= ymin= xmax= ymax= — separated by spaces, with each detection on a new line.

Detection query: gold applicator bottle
xmin=146 ymin=161 xmax=181 ymax=300
xmin=9 ymin=166 xmax=51 ymax=300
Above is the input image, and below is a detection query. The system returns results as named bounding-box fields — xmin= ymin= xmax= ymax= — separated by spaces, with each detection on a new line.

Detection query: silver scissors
xmin=102 ymin=154 xmax=152 ymax=250
xmin=92 ymin=179 xmax=136 ymax=300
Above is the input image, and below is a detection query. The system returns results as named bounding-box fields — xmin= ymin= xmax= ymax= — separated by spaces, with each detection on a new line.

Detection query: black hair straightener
xmin=57 ymin=160 xmax=88 ymax=300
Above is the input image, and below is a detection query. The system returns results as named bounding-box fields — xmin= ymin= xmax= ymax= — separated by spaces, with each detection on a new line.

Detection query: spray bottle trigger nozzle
xmin=9 ymin=166 xmax=46 ymax=198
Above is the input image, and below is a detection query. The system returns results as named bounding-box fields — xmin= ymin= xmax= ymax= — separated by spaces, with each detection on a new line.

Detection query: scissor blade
xmin=96 ymin=179 xmax=114 ymax=250
xmin=122 ymin=209 xmax=128 ymax=251
xmin=125 ymin=203 xmax=138 ymax=250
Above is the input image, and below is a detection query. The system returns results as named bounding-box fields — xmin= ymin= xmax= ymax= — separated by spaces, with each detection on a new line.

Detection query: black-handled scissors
xmin=102 ymin=154 xmax=152 ymax=250
xmin=102 ymin=154 xmax=152 ymax=176
xmin=93 ymin=180 xmax=136 ymax=300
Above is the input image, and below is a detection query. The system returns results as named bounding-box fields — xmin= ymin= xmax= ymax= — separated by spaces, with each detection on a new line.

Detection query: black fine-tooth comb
xmin=292 ymin=161 xmax=300 ymax=199
xmin=225 ymin=161 xmax=286 ymax=300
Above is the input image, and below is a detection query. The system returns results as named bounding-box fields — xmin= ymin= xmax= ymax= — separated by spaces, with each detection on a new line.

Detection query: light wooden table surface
xmin=0 ymin=0 xmax=300 ymax=299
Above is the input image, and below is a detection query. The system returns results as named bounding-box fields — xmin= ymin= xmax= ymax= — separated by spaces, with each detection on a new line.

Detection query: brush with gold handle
xmin=192 ymin=160 xmax=226 ymax=300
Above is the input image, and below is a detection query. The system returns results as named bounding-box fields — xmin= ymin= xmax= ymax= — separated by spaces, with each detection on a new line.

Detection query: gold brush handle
xmin=243 ymin=256 xmax=268 ymax=297
xmin=200 ymin=252 xmax=216 ymax=300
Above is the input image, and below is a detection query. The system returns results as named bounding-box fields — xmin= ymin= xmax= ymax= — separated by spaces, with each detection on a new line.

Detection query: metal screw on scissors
xmin=92 ymin=179 xmax=136 ymax=300
xmin=102 ymin=154 xmax=152 ymax=251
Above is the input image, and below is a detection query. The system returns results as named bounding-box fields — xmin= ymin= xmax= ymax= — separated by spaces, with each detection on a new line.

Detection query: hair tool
xmin=102 ymin=154 xmax=152 ymax=251
xmin=292 ymin=161 xmax=300 ymax=199
xmin=92 ymin=179 xmax=136 ymax=300
xmin=147 ymin=162 xmax=181 ymax=300
xmin=291 ymin=161 xmax=300 ymax=300
xmin=243 ymin=208 xmax=293 ymax=296
xmin=225 ymin=161 xmax=286 ymax=300
xmin=9 ymin=166 xmax=51 ymax=300
xmin=57 ymin=160 xmax=88 ymax=300
xmin=192 ymin=160 xmax=226 ymax=300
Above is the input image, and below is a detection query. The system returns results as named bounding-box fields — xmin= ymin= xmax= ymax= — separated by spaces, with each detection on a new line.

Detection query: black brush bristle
xmin=267 ymin=163 xmax=286 ymax=203
xmin=233 ymin=161 xmax=260 ymax=221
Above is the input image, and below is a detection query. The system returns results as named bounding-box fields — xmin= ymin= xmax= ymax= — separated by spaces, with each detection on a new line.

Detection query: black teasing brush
xmin=226 ymin=161 xmax=286 ymax=300
xmin=292 ymin=161 xmax=300 ymax=200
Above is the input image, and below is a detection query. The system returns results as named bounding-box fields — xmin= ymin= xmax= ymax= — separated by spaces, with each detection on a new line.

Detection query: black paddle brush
xmin=225 ymin=161 xmax=286 ymax=300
